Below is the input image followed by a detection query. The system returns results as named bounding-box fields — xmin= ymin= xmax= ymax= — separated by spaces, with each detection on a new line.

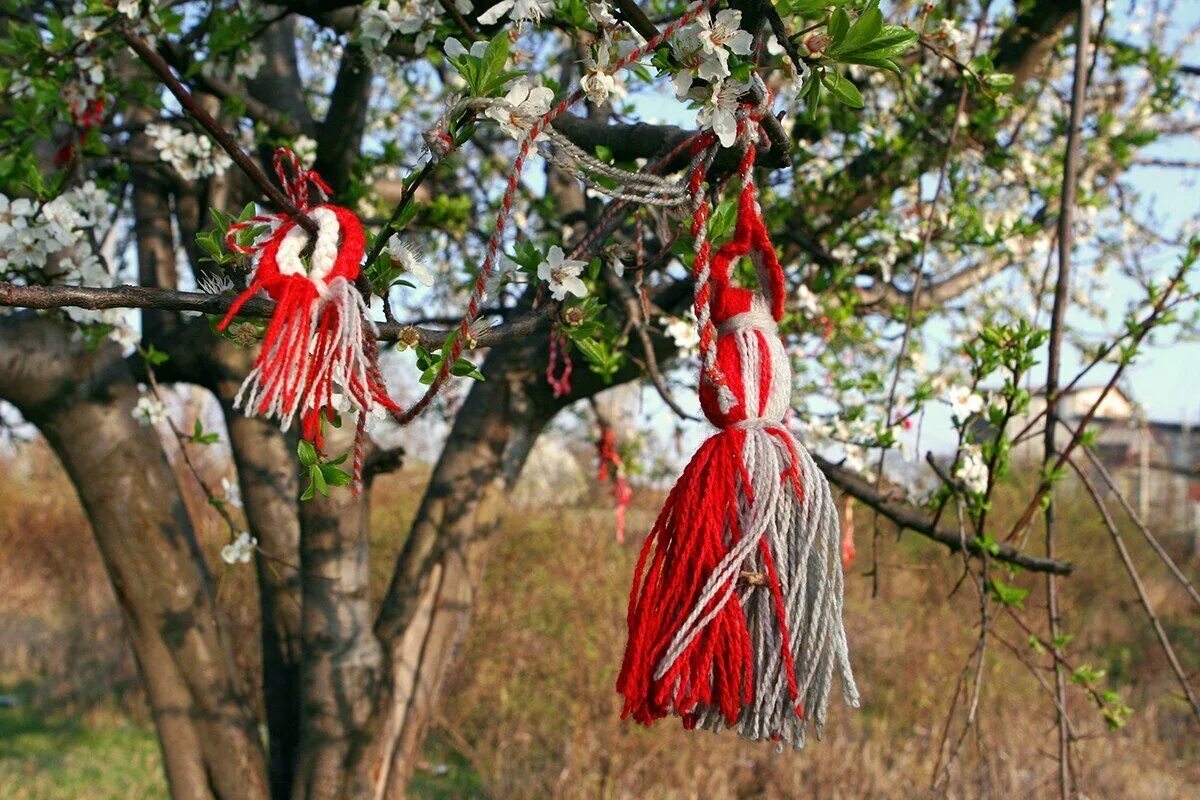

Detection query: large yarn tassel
xmin=218 ymin=149 xmax=399 ymax=484
xmin=618 ymin=118 xmax=858 ymax=747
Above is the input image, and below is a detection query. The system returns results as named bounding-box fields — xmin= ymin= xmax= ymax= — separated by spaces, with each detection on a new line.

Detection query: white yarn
xmin=273 ymin=206 xmax=341 ymax=281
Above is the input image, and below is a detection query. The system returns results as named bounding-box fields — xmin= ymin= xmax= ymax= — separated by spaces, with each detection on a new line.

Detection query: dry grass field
xmin=1 ymin=439 xmax=1197 ymax=799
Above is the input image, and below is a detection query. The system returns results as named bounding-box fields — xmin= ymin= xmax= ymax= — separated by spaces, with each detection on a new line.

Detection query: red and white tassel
xmin=218 ymin=149 xmax=399 ymax=487
xmin=617 ymin=116 xmax=857 ymax=749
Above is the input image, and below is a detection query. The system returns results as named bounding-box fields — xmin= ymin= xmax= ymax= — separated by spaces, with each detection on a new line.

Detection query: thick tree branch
xmin=813 ymin=453 xmax=1074 ymax=575
xmin=0 ymin=282 xmax=551 ymax=348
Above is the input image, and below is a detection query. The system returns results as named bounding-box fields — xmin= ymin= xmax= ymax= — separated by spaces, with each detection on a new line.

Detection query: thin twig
xmin=1079 ymin=444 xmax=1200 ymax=610
xmin=1066 ymin=455 xmax=1200 ymax=726
xmin=118 ymin=26 xmax=318 ymax=235
xmin=1042 ymin=4 xmax=1091 ymax=795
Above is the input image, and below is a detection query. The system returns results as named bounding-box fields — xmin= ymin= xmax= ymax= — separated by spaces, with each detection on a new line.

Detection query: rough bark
xmin=294 ymin=419 xmax=386 ymax=800
xmin=0 ymin=314 xmax=270 ymax=800
xmin=211 ymin=340 xmax=306 ymax=800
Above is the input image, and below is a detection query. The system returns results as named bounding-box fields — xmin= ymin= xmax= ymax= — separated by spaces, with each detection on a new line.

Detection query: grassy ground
xmin=0 ymin=699 xmax=166 ymax=800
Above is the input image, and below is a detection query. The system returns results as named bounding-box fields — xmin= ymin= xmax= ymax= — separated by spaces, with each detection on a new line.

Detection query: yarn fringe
xmin=618 ymin=426 xmax=859 ymax=748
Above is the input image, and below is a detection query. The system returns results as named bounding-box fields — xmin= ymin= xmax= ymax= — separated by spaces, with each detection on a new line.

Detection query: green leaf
xmin=988 ymin=578 xmax=1029 ymax=608
xmin=297 ymin=439 xmax=318 ymax=468
xmin=828 ymin=8 xmax=851 ymax=47
xmin=321 ymin=464 xmax=352 ymax=487
xmin=821 ymin=71 xmax=864 ymax=108
xmin=839 ymin=56 xmax=901 ymax=74
xmin=847 ymin=25 xmax=918 ymax=59
xmin=451 ymin=357 xmax=486 ymax=381
xmin=141 ymin=344 xmax=170 ymax=366
xmin=311 ymin=463 xmax=328 ymax=496
xmin=830 ymin=5 xmax=882 ymax=57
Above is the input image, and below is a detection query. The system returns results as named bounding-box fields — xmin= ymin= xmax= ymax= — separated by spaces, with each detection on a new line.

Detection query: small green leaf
xmin=821 ymin=71 xmax=864 ymax=108
xmin=831 ymin=5 xmax=882 ymax=57
xmin=828 ymin=8 xmax=851 ymax=46
xmin=321 ymin=464 xmax=352 ymax=487
xmin=298 ymin=439 xmax=318 ymax=467
xmin=311 ymin=463 xmax=328 ymax=496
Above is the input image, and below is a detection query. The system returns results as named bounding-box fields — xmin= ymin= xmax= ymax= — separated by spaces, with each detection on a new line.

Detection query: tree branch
xmin=813 ymin=452 xmax=1074 ymax=575
xmin=118 ymin=27 xmax=319 ymax=235
xmin=0 ymin=282 xmax=550 ymax=348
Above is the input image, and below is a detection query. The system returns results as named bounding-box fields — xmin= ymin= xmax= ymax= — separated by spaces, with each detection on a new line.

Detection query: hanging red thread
xmin=392 ymin=0 xmax=718 ymax=425
xmin=596 ymin=423 xmax=633 ymax=544
xmin=219 ymin=148 xmax=400 ymax=492
xmin=546 ymin=325 xmax=573 ymax=397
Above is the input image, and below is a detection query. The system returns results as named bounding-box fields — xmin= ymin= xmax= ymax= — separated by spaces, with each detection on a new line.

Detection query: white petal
xmin=476 ymin=0 xmax=513 ymax=25
xmin=727 ymin=31 xmax=754 ymax=55
xmin=671 ymin=70 xmax=694 ymax=99
xmin=714 ymin=111 xmax=738 ymax=147
xmin=562 ymin=276 xmax=588 ymax=298
xmin=444 ymin=37 xmax=467 ymax=59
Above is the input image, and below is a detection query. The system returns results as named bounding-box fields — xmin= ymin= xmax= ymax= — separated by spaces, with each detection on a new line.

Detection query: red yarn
xmin=546 ymin=326 xmax=573 ymax=398
xmin=617 ymin=427 xmax=754 ymax=725
xmin=596 ymin=425 xmax=633 ymax=544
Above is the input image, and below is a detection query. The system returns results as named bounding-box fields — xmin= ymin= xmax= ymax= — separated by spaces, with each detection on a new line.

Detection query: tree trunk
xmin=210 ymin=339 xmax=306 ymax=800
xmin=361 ymin=328 xmax=553 ymax=798
xmin=0 ymin=314 xmax=270 ymax=800
xmin=294 ymin=419 xmax=386 ymax=800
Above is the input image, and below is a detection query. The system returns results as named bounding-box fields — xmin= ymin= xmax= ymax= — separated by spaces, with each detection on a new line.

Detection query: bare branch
xmin=1066 ymin=455 xmax=1200 ymax=727
xmin=813 ymin=452 xmax=1074 ymax=574
xmin=0 ymin=282 xmax=551 ymax=348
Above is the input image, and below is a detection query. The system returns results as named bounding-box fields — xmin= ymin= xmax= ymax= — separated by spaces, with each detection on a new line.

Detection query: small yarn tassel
xmin=218 ymin=149 xmax=400 ymax=488
xmin=617 ymin=173 xmax=858 ymax=749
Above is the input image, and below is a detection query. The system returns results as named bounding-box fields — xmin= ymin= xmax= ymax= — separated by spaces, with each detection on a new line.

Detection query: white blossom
xmin=695 ymin=9 xmax=753 ymax=68
xmin=387 ymin=238 xmax=435 ymax=286
xmin=696 ymin=79 xmax=745 ymax=148
xmin=948 ymin=385 xmax=984 ymax=421
xmin=581 ymin=44 xmax=624 ymax=105
xmin=796 ymin=284 xmax=820 ymax=316
xmin=477 ymin=0 xmax=552 ymax=25
xmin=660 ymin=314 xmax=700 ymax=355
xmin=132 ymin=395 xmax=169 ymax=427
xmin=486 ymin=79 xmax=553 ymax=139
xmin=220 ymin=531 xmax=257 ymax=565
xmin=221 ymin=476 xmax=243 ymax=509
xmin=955 ymin=444 xmax=989 ymax=494
xmin=146 ymin=123 xmax=232 ymax=181
xmin=588 ymin=1 xmax=617 ymax=27
xmin=117 ymin=0 xmax=139 ymax=19
xmin=937 ymin=18 xmax=966 ymax=49
xmin=537 ymin=246 xmax=588 ymax=301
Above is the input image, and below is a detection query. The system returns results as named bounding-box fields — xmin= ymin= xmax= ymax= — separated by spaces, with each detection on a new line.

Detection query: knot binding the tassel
xmin=617 ymin=113 xmax=858 ymax=749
